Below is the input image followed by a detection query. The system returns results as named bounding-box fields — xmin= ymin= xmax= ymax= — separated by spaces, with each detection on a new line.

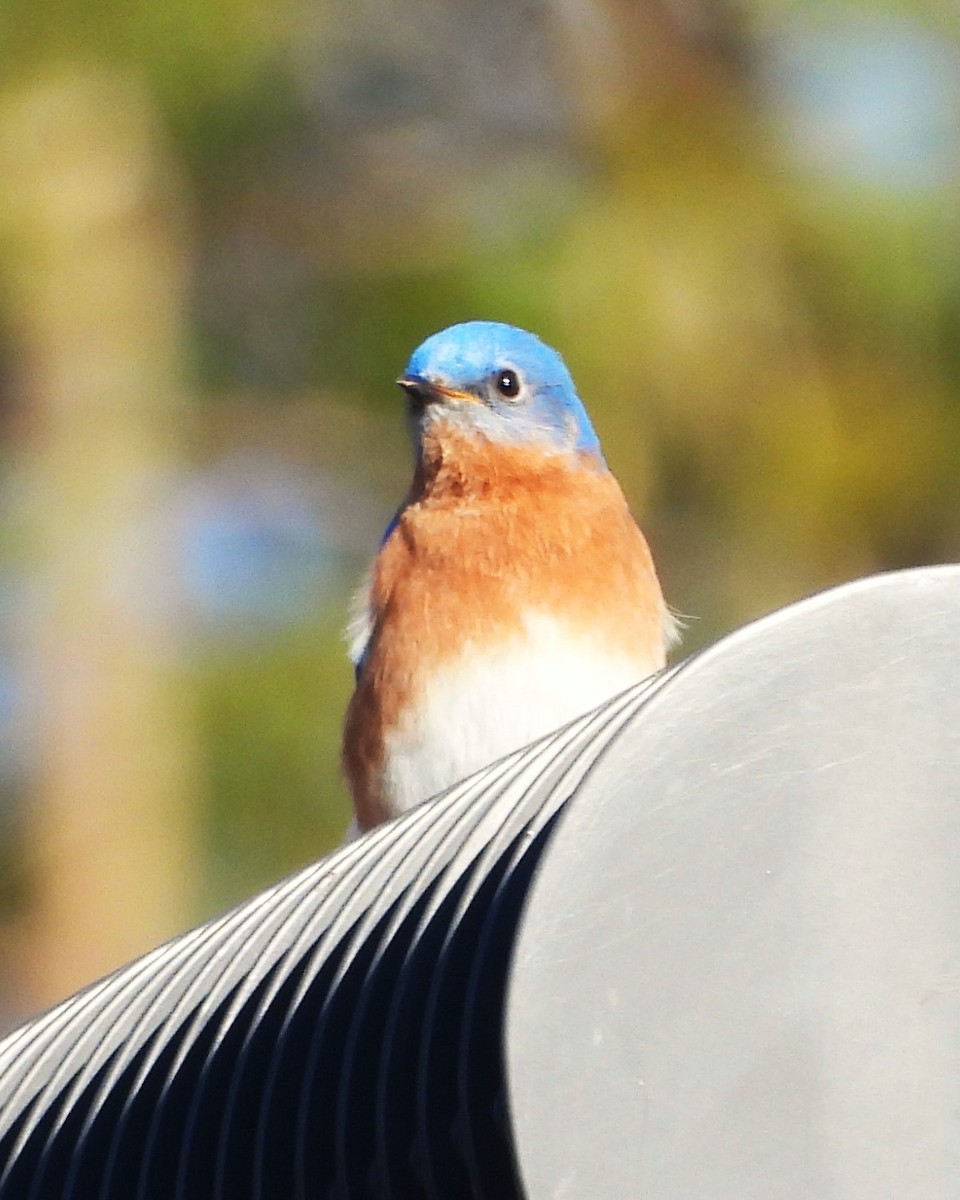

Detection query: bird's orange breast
xmin=342 ymin=428 xmax=669 ymax=829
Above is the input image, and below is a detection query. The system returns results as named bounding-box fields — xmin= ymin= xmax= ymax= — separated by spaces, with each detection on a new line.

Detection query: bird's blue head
xmin=398 ymin=321 xmax=603 ymax=461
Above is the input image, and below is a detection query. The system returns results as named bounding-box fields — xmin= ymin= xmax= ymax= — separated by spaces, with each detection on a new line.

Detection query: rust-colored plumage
xmin=342 ymin=424 xmax=670 ymax=831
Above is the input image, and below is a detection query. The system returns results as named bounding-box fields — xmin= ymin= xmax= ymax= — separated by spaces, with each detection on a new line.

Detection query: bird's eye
xmin=494 ymin=369 xmax=521 ymax=399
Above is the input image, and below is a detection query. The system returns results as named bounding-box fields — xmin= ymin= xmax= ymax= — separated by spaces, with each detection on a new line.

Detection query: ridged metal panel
xmin=2 ymin=565 xmax=959 ymax=1198
xmin=0 ymin=665 xmax=674 ymax=1199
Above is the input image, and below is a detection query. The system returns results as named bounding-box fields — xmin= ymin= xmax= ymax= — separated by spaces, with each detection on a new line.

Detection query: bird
xmin=341 ymin=320 xmax=678 ymax=835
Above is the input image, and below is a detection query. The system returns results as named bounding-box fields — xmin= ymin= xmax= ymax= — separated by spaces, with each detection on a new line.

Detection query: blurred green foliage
xmin=194 ymin=607 xmax=353 ymax=909
xmin=1 ymin=0 xmax=959 ymax=937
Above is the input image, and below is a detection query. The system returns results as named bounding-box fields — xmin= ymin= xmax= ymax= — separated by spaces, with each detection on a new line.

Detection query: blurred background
xmin=0 ymin=0 xmax=958 ymax=1026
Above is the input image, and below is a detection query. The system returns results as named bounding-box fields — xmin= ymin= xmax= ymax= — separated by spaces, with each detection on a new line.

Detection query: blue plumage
xmin=400 ymin=321 xmax=603 ymax=458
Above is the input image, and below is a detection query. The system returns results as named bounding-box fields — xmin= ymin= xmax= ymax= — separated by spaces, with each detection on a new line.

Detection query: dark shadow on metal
xmin=1 ymin=566 xmax=958 ymax=1199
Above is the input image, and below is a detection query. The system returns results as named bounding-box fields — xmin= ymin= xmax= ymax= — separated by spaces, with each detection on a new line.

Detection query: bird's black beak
xmin=396 ymin=376 xmax=432 ymax=407
xmin=396 ymin=376 xmax=477 ymax=407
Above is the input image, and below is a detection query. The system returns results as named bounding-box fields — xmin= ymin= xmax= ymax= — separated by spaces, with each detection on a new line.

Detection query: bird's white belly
xmin=381 ymin=612 xmax=658 ymax=815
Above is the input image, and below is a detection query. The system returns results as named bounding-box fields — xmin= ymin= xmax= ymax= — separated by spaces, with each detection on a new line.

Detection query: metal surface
xmin=507 ymin=564 xmax=960 ymax=1200
xmin=0 ymin=667 xmax=669 ymax=1198
xmin=1 ymin=566 xmax=958 ymax=1198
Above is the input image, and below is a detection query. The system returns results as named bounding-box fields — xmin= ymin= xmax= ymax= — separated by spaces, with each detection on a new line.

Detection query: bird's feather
xmin=343 ymin=422 xmax=672 ymax=830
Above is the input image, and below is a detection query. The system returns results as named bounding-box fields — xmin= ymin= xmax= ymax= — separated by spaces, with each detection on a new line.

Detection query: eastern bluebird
xmin=342 ymin=321 xmax=677 ymax=835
